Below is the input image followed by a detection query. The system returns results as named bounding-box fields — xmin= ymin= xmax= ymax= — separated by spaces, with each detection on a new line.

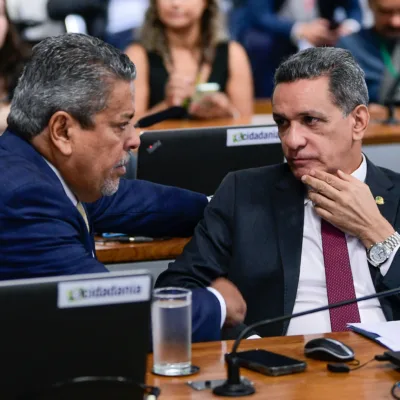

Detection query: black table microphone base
xmin=212 ymin=354 xmax=255 ymax=397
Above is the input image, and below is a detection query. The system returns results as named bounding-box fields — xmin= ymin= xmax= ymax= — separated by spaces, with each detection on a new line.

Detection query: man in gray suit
xmin=156 ymin=47 xmax=400 ymax=338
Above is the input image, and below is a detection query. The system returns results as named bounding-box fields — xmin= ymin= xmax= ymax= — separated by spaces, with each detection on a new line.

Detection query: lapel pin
xmin=375 ymin=196 xmax=384 ymax=205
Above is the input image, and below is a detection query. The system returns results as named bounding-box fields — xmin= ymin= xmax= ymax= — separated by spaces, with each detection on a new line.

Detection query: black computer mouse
xmin=304 ymin=338 xmax=355 ymax=362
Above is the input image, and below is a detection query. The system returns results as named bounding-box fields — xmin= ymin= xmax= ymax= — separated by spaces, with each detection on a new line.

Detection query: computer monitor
xmin=0 ymin=270 xmax=152 ymax=399
xmin=137 ymin=124 xmax=283 ymax=195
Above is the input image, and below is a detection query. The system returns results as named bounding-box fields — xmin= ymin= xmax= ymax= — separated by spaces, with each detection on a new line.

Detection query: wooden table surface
xmin=95 ymin=237 xmax=190 ymax=263
xmin=146 ymin=332 xmax=399 ymax=400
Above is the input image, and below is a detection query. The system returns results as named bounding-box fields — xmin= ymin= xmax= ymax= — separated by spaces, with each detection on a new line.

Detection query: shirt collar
xmin=43 ymin=158 xmax=78 ymax=207
xmin=304 ymin=154 xmax=366 ymax=205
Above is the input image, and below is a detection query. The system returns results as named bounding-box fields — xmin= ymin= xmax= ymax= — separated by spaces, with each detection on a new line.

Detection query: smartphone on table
xmin=236 ymin=349 xmax=307 ymax=376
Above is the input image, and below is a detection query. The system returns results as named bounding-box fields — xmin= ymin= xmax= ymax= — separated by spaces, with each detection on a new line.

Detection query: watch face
xmin=369 ymin=243 xmax=390 ymax=264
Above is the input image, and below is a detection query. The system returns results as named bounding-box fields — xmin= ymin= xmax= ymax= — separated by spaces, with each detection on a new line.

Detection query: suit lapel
xmin=365 ymin=159 xmax=399 ymax=320
xmin=366 ymin=160 xmax=397 ymax=227
xmin=272 ymin=167 xmax=305 ymax=332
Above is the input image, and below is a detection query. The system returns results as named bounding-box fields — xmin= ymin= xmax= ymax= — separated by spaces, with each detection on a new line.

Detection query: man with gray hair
xmin=0 ymin=33 xmax=247 ymax=342
xmin=157 ymin=46 xmax=400 ymax=338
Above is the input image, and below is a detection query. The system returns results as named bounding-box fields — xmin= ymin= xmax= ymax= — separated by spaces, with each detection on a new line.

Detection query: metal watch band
xmin=383 ymin=231 xmax=400 ymax=252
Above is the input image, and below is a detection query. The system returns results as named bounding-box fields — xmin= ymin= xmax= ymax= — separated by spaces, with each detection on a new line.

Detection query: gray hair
xmin=273 ymin=47 xmax=369 ymax=115
xmin=8 ymin=33 xmax=136 ymax=140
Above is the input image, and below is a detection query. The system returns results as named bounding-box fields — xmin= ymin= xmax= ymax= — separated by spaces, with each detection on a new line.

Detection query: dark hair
xmin=0 ymin=13 xmax=31 ymax=101
xmin=274 ymin=47 xmax=369 ymax=115
xmin=8 ymin=33 xmax=136 ymax=140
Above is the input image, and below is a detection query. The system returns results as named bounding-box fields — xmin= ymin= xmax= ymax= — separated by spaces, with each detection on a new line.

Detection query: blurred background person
xmin=125 ymin=0 xmax=253 ymax=120
xmin=230 ymin=0 xmax=363 ymax=98
xmin=7 ymin=0 xmax=64 ymax=44
xmin=337 ymin=0 xmax=400 ymax=105
xmin=47 ymin=0 xmax=107 ymax=39
xmin=0 ymin=0 xmax=31 ymax=133
xmin=105 ymin=0 xmax=149 ymax=50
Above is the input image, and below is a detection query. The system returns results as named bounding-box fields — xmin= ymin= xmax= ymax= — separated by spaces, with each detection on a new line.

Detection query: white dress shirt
xmin=44 ymin=159 xmax=97 ymax=258
xmin=43 ymin=158 xmax=78 ymax=206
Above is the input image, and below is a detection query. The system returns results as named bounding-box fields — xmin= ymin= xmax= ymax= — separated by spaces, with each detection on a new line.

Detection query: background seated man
xmin=230 ymin=0 xmax=362 ymax=97
xmin=337 ymin=0 xmax=400 ymax=104
xmin=156 ymin=47 xmax=400 ymax=338
xmin=0 ymin=33 xmax=246 ymax=342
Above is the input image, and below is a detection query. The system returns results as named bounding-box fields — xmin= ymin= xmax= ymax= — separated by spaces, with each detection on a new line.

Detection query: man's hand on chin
xmin=211 ymin=277 xmax=247 ymax=327
xmin=301 ymin=169 xmax=395 ymax=247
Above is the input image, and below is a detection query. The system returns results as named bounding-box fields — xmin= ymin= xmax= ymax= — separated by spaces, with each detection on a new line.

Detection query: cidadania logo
xmin=67 ymin=285 xmax=141 ymax=302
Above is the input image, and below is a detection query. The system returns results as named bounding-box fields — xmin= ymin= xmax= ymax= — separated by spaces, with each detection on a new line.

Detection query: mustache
xmin=113 ymin=153 xmax=131 ymax=168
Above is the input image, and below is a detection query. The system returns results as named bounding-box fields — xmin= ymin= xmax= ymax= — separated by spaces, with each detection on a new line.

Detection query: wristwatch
xmin=367 ymin=231 xmax=400 ymax=267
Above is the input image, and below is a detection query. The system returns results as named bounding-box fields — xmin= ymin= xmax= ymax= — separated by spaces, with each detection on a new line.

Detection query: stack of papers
xmin=348 ymin=321 xmax=400 ymax=351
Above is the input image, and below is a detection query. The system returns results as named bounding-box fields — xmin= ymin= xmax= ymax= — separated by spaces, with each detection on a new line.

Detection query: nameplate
xmin=57 ymin=276 xmax=151 ymax=308
xmin=226 ymin=126 xmax=280 ymax=147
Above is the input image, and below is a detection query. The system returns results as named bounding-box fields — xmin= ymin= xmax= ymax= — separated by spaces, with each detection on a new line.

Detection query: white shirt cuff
xmin=207 ymin=196 xmax=213 ymax=202
xmin=207 ymin=287 xmax=226 ymax=328
xmin=379 ymin=244 xmax=400 ymax=276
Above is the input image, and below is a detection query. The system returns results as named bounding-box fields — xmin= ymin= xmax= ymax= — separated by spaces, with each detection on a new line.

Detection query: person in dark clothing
xmin=337 ymin=0 xmax=400 ymax=104
xmin=230 ymin=0 xmax=363 ymax=97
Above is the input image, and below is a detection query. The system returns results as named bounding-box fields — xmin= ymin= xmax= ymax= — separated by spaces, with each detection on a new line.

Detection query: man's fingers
xmin=308 ymin=191 xmax=336 ymax=211
xmin=308 ymin=169 xmax=348 ymax=190
xmin=337 ymin=169 xmax=357 ymax=183
xmin=314 ymin=206 xmax=334 ymax=224
xmin=302 ymin=175 xmax=339 ymax=200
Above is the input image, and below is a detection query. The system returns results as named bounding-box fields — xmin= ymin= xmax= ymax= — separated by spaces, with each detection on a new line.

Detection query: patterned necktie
xmin=76 ymin=202 xmax=90 ymax=232
xmin=321 ymin=219 xmax=361 ymax=331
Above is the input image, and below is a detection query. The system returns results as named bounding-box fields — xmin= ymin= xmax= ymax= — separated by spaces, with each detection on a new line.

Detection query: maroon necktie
xmin=321 ymin=219 xmax=361 ymax=331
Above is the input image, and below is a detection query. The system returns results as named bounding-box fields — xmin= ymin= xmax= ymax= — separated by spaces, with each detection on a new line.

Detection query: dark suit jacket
xmin=0 ymin=129 xmax=221 ymax=342
xmin=232 ymin=0 xmax=362 ymax=40
xmin=156 ymin=160 xmax=400 ymax=338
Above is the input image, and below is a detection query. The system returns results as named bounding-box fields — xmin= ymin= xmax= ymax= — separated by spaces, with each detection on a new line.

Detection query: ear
xmin=350 ymin=105 xmax=369 ymax=142
xmin=47 ymin=111 xmax=78 ymax=156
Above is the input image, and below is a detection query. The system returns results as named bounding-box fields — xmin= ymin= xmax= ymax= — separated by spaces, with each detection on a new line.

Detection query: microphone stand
xmin=213 ymin=286 xmax=400 ymax=397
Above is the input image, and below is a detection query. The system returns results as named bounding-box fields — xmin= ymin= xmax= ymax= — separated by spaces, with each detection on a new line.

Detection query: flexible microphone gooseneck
xmin=213 ymin=285 xmax=400 ymax=397
xmin=134 ymin=106 xmax=187 ymax=128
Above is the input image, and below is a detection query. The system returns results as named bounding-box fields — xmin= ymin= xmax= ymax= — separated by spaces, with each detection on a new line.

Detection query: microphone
xmin=212 ymin=285 xmax=400 ymax=397
xmin=134 ymin=106 xmax=187 ymax=128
